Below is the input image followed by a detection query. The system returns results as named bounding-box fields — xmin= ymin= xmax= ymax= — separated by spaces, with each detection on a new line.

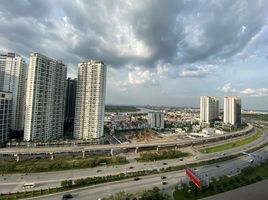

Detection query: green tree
xmin=61 ymin=180 xmax=72 ymax=188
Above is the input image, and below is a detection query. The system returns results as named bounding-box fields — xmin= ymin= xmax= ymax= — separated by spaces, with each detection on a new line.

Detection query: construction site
xmin=114 ymin=128 xmax=182 ymax=144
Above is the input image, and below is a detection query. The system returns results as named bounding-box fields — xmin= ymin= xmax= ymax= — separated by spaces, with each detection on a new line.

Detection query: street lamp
xmin=71 ymin=160 xmax=74 ymax=185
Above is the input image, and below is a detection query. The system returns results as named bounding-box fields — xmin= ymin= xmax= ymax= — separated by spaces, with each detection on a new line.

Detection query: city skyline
xmin=0 ymin=1 xmax=268 ymax=199
xmin=0 ymin=1 xmax=268 ymax=110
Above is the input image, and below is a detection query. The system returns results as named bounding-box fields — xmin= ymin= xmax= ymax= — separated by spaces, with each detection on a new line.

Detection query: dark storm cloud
xmin=128 ymin=1 xmax=184 ymax=65
xmin=179 ymin=65 xmax=218 ymax=78
xmin=0 ymin=0 xmax=267 ymax=73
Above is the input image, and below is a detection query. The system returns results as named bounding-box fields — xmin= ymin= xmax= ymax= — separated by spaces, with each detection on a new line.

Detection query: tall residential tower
xmin=200 ymin=96 xmax=219 ymax=126
xmin=0 ymin=91 xmax=12 ymax=145
xmin=147 ymin=112 xmax=164 ymax=129
xmin=24 ymin=53 xmax=67 ymax=141
xmin=65 ymin=78 xmax=77 ymax=122
xmin=223 ymin=96 xmax=241 ymax=126
xmin=0 ymin=52 xmax=26 ymax=130
xmin=74 ymin=60 xmax=106 ymax=140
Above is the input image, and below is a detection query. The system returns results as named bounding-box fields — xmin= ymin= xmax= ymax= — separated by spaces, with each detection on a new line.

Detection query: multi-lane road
xmin=25 ymin=144 xmax=268 ymax=200
xmin=0 ymin=128 xmax=267 ymax=197
xmin=0 ymin=125 xmax=267 ymax=200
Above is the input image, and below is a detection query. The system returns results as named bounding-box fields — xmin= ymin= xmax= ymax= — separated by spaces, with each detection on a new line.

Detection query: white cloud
xmin=218 ymin=83 xmax=237 ymax=93
xmin=241 ymin=88 xmax=268 ymax=96
xmin=114 ymin=67 xmax=159 ymax=90
xmin=156 ymin=62 xmax=178 ymax=78
xmin=179 ymin=64 xmax=218 ymax=78
xmin=241 ymin=25 xmax=246 ymax=33
xmin=183 ymin=23 xmax=205 ymax=49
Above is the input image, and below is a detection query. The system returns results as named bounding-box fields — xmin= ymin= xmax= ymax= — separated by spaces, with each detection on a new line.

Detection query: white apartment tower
xmin=24 ymin=53 xmax=67 ymax=141
xmin=74 ymin=60 xmax=106 ymax=140
xmin=0 ymin=52 xmax=26 ymax=130
xmin=0 ymin=91 xmax=12 ymax=145
xmin=223 ymin=96 xmax=241 ymax=126
xmin=147 ymin=112 xmax=164 ymax=129
xmin=200 ymin=96 xmax=219 ymax=125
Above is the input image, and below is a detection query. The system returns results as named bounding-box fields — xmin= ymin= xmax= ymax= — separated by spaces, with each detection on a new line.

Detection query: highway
xmin=0 ymin=124 xmax=253 ymax=156
xmin=24 ymin=144 xmax=268 ymax=200
xmin=0 ymin=128 xmax=267 ymax=195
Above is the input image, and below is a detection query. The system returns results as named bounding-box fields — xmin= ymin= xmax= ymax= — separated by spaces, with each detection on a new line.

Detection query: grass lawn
xmin=136 ymin=150 xmax=190 ymax=162
xmin=200 ymin=128 xmax=263 ymax=153
xmin=243 ymin=161 xmax=268 ymax=180
xmin=243 ymin=114 xmax=268 ymax=122
xmin=0 ymin=155 xmax=128 ymax=174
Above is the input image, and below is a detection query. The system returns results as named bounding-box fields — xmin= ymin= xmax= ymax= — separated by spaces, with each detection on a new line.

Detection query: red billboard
xmin=186 ymin=167 xmax=202 ymax=189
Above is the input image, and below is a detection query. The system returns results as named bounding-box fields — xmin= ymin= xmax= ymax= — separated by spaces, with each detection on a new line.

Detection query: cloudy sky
xmin=1 ymin=0 xmax=268 ymax=110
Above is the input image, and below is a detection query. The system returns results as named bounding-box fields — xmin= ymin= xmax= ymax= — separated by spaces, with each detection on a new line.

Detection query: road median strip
xmin=199 ymin=128 xmax=264 ymax=153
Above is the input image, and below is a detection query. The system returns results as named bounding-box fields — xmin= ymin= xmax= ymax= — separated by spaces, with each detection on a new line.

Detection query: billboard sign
xmin=186 ymin=167 xmax=202 ymax=189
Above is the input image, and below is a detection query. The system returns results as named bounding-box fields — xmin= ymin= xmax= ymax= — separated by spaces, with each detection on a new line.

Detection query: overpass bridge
xmin=0 ymin=124 xmax=254 ymax=161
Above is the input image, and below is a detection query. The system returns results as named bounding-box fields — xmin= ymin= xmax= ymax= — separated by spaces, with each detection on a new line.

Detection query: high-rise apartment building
xmin=0 ymin=91 xmax=12 ymax=146
xmin=24 ymin=53 xmax=67 ymax=141
xmin=147 ymin=112 xmax=164 ymax=129
xmin=0 ymin=52 xmax=26 ymax=130
xmin=65 ymin=78 xmax=77 ymax=121
xmin=200 ymin=96 xmax=219 ymax=126
xmin=74 ymin=60 xmax=106 ymax=140
xmin=223 ymin=96 xmax=241 ymax=126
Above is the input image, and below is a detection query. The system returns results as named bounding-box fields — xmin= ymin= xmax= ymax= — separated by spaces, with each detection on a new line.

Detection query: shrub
xmin=240 ymin=175 xmax=247 ymax=181
xmin=228 ymin=178 xmax=234 ymax=185
xmin=210 ymin=177 xmax=217 ymax=183
xmin=241 ymin=166 xmax=254 ymax=175
xmin=233 ymin=183 xmax=238 ymax=189
xmin=222 ymin=181 xmax=227 ymax=188
xmin=245 ymin=179 xmax=250 ymax=185
xmin=137 ymin=150 xmax=189 ymax=162
xmin=251 ymin=178 xmax=256 ymax=184
xmin=256 ymin=176 xmax=262 ymax=181
xmin=235 ymin=177 xmax=240 ymax=183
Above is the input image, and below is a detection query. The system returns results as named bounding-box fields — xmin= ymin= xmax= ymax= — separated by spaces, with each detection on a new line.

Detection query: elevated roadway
xmin=0 ymin=124 xmax=254 ymax=161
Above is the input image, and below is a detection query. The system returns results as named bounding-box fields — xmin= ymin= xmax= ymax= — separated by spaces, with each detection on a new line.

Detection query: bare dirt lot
xmin=115 ymin=129 xmax=182 ymax=144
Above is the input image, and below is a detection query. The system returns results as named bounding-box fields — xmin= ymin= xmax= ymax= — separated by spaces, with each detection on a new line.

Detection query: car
xmin=216 ymin=165 xmax=220 ymax=168
xmin=220 ymin=153 xmax=226 ymax=156
xmin=180 ymin=158 xmax=184 ymax=161
xmin=129 ymin=166 xmax=134 ymax=169
xmin=162 ymin=181 xmax=168 ymax=185
xmin=62 ymin=193 xmax=73 ymax=199
xmin=161 ymin=176 xmax=167 ymax=179
xmin=163 ymin=162 xmax=167 ymax=165
xmin=23 ymin=183 xmax=35 ymax=189
xmin=134 ymin=177 xmax=140 ymax=181
xmin=249 ymin=159 xmax=254 ymax=164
